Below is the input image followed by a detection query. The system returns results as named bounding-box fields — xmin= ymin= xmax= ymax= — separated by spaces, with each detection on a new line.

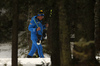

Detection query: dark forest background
xmin=0 ymin=0 xmax=100 ymax=66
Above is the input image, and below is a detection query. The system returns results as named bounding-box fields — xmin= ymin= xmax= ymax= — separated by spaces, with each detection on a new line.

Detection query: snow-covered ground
xmin=0 ymin=42 xmax=100 ymax=66
xmin=0 ymin=42 xmax=51 ymax=66
xmin=0 ymin=42 xmax=12 ymax=58
xmin=0 ymin=58 xmax=51 ymax=66
xmin=0 ymin=42 xmax=51 ymax=58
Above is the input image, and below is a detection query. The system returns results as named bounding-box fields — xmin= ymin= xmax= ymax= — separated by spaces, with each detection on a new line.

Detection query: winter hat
xmin=37 ymin=10 xmax=44 ymax=16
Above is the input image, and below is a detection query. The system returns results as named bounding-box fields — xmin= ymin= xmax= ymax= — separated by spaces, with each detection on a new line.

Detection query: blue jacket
xmin=28 ymin=16 xmax=46 ymax=40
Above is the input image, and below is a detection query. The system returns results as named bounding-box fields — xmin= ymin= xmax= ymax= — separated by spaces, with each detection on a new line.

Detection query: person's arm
xmin=43 ymin=23 xmax=49 ymax=30
xmin=43 ymin=25 xmax=46 ymax=30
xmin=28 ymin=18 xmax=37 ymax=33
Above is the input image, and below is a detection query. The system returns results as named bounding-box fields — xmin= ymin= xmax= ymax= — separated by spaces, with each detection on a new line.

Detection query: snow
xmin=0 ymin=41 xmax=100 ymax=65
xmin=0 ymin=42 xmax=12 ymax=58
xmin=0 ymin=8 xmax=7 ymax=15
xmin=0 ymin=58 xmax=51 ymax=66
xmin=0 ymin=42 xmax=51 ymax=66
xmin=70 ymin=42 xmax=74 ymax=59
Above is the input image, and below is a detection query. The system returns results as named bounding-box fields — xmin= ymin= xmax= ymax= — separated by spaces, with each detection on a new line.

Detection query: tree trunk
xmin=12 ymin=0 xmax=18 ymax=66
xmin=75 ymin=0 xmax=97 ymax=65
xmin=83 ymin=0 xmax=95 ymax=41
xmin=75 ymin=0 xmax=95 ymax=41
xmin=50 ymin=1 xmax=61 ymax=66
xmin=59 ymin=0 xmax=72 ymax=66
xmin=95 ymin=0 xmax=100 ymax=52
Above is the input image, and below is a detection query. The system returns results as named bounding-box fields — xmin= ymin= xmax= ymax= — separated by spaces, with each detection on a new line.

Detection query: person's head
xmin=37 ymin=10 xmax=44 ymax=20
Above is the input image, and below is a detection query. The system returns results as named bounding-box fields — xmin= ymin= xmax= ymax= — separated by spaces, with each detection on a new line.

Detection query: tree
xmin=75 ymin=0 xmax=95 ymax=41
xmin=59 ymin=0 xmax=77 ymax=65
xmin=59 ymin=0 xmax=71 ymax=66
xmin=12 ymin=0 xmax=19 ymax=66
xmin=95 ymin=0 xmax=100 ymax=52
xmin=49 ymin=0 xmax=61 ymax=66
xmin=74 ymin=0 xmax=98 ymax=65
xmin=49 ymin=0 xmax=74 ymax=66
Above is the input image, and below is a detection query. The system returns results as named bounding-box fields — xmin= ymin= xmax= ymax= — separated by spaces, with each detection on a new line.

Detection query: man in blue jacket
xmin=27 ymin=10 xmax=48 ymax=58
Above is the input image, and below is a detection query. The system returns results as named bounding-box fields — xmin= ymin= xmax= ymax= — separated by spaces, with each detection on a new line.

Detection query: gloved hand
xmin=37 ymin=27 xmax=41 ymax=31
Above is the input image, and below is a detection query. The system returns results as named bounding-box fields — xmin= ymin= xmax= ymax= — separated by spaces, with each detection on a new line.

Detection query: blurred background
xmin=0 ymin=0 xmax=100 ymax=66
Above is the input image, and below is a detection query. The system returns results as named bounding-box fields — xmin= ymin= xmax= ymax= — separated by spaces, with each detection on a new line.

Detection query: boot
xmin=27 ymin=55 xmax=32 ymax=58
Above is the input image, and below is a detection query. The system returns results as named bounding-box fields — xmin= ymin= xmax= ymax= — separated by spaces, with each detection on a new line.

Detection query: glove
xmin=37 ymin=27 xmax=41 ymax=31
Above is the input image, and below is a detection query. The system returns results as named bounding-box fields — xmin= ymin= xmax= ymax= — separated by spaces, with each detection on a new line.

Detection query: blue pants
xmin=28 ymin=40 xmax=44 ymax=58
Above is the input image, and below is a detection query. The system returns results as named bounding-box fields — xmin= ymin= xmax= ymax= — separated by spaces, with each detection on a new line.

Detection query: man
xmin=27 ymin=10 xmax=48 ymax=58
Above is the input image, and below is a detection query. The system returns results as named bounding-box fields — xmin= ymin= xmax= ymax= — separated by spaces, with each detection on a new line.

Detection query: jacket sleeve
xmin=43 ymin=25 xmax=46 ymax=30
xmin=28 ymin=18 xmax=37 ymax=33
